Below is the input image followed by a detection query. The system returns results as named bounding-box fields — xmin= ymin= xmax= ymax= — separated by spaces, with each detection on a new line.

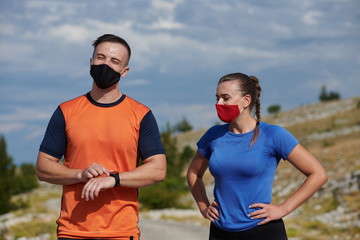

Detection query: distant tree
xmin=13 ymin=163 xmax=39 ymax=195
xmin=179 ymin=145 xmax=195 ymax=165
xmin=267 ymin=104 xmax=281 ymax=115
xmin=0 ymin=135 xmax=39 ymax=214
xmin=139 ymin=125 xmax=193 ymax=209
xmin=174 ymin=117 xmax=193 ymax=133
xmin=0 ymin=135 xmax=16 ymax=214
xmin=319 ymin=85 xmax=340 ymax=102
xmin=0 ymin=135 xmax=15 ymax=176
xmin=21 ymin=163 xmax=36 ymax=176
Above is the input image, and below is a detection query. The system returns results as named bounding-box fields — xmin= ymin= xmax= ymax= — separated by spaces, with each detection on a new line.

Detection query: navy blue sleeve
xmin=138 ymin=111 xmax=165 ymax=160
xmin=39 ymin=106 xmax=67 ymax=159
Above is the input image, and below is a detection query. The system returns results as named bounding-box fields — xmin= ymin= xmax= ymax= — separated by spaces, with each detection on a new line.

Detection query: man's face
xmin=91 ymin=42 xmax=129 ymax=76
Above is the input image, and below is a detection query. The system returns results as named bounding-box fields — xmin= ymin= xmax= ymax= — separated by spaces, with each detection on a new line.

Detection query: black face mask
xmin=90 ymin=64 xmax=121 ymax=89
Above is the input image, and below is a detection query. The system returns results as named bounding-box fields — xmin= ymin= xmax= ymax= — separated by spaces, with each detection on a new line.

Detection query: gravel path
xmin=139 ymin=218 xmax=209 ymax=240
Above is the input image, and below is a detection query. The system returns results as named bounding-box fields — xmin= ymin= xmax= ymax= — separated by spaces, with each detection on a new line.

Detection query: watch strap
xmin=109 ymin=172 xmax=120 ymax=187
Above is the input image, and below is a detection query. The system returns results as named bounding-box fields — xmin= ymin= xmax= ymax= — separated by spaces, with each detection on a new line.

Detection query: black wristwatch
xmin=109 ymin=171 xmax=120 ymax=187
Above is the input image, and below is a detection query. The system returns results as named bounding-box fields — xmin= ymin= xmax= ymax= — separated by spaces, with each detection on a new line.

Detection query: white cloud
xmin=145 ymin=18 xmax=184 ymax=30
xmin=122 ymin=78 xmax=150 ymax=87
xmin=0 ymin=107 xmax=51 ymax=122
xmin=24 ymin=125 xmax=46 ymax=140
xmin=153 ymin=103 xmax=217 ymax=130
xmin=0 ymin=23 xmax=16 ymax=35
xmin=0 ymin=42 xmax=35 ymax=62
xmin=302 ymin=11 xmax=323 ymax=25
xmin=25 ymin=0 xmax=84 ymax=16
xmin=142 ymin=0 xmax=185 ymax=30
xmin=1 ymin=0 xmax=359 ymax=164
xmin=47 ymin=24 xmax=91 ymax=44
xmin=0 ymin=123 xmax=24 ymax=133
xmin=269 ymin=23 xmax=292 ymax=37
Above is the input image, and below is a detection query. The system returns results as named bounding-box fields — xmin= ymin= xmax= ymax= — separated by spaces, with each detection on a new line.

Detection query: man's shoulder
xmin=60 ymin=94 xmax=87 ymax=107
xmin=58 ymin=94 xmax=89 ymax=116
xmin=124 ymin=95 xmax=150 ymax=112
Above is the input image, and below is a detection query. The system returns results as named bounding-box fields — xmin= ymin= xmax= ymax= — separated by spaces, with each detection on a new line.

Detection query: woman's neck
xmin=229 ymin=114 xmax=257 ymax=134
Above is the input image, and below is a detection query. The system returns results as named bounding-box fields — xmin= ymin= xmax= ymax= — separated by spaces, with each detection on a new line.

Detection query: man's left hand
xmin=81 ymin=176 xmax=115 ymax=201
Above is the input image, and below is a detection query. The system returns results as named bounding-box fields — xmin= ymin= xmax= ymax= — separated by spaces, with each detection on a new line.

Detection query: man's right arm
xmin=36 ymin=151 xmax=111 ymax=185
xmin=36 ymin=152 xmax=82 ymax=185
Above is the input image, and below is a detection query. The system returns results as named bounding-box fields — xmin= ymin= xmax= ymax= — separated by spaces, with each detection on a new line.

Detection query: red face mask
xmin=215 ymin=104 xmax=240 ymax=123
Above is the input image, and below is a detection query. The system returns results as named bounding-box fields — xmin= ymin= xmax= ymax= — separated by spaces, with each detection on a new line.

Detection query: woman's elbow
xmin=317 ymin=167 xmax=328 ymax=186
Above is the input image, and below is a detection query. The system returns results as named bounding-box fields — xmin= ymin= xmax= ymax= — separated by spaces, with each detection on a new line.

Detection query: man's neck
xmin=90 ymin=85 xmax=123 ymax=104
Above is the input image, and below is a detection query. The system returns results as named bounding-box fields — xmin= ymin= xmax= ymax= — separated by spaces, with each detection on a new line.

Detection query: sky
xmin=0 ymin=0 xmax=359 ymax=165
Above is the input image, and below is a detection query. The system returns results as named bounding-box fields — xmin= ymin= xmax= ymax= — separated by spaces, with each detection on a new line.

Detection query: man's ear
xmin=120 ymin=66 xmax=130 ymax=78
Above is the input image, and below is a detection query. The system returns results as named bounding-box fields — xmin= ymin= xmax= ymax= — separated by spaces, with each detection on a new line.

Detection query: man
xmin=36 ymin=34 xmax=167 ymax=240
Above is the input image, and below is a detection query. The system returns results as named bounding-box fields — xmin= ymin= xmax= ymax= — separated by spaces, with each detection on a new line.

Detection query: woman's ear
xmin=243 ymin=94 xmax=252 ymax=109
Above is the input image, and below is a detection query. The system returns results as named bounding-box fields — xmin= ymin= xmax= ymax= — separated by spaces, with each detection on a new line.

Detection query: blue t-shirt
xmin=197 ymin=122 xmax=299 ymax=232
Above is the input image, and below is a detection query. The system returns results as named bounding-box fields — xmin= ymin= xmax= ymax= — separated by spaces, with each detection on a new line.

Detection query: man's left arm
xmin=117 ymin=154 xmax=166 ymax=187
xmin=120 ymin=109 xmax=167 ymax=187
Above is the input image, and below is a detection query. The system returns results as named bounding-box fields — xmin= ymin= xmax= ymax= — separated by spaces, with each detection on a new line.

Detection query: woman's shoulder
xmin=207 ymin=124 xmax=228 ymax=133
xmin=200 ymin=124 xmax=228 ymax=140
xmin=259 ymin=122 xmax=288 ymax=135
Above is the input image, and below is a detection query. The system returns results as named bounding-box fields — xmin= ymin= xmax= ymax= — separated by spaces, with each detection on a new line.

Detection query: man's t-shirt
xmin=40 ymin=93 xmax=165 ymax=239
xmin=197 ymin=122 xmax=298 ymax=232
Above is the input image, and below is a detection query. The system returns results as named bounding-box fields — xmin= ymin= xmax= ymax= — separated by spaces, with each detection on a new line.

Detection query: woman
xmin=187 ymin=73 xmax=328 ymax=240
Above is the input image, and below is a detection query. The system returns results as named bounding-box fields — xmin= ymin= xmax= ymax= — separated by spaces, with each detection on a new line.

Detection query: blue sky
xmin=0 ymin=0 xmax=359 ymax=165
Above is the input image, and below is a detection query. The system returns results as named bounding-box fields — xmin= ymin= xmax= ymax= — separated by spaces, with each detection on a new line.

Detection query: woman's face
xmin=216 ymin=80 xmax=243 ymax=105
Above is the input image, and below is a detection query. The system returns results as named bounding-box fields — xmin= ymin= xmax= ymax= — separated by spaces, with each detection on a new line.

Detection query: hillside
xmin=176 ymin=96 xmax=360 ymax=240
xmin=1 ymin=96 xmax=359 ymax=240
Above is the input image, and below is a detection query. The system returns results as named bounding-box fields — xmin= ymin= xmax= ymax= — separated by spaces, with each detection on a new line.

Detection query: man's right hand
xmin=79 ymin=163 xmax=111 ymax=182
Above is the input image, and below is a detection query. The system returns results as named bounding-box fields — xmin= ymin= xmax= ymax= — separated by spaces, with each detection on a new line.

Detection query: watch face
xmin=109 ymin=171 xmax=118 ymax=175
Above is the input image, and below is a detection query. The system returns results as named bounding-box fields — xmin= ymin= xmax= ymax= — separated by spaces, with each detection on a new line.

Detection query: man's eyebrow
xmin=110 ymin=57 xmax=122 ymax=62
xmin=95 ymin=53 xmax=122 ymax=62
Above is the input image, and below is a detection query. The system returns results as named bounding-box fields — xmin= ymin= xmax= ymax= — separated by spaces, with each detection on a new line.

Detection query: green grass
xmin=8 ymin=219 xmax=57 ymax=240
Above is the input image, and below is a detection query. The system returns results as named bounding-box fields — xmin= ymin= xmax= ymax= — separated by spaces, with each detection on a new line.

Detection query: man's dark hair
xmin=92 ymin=34 xmax=131 ymax=64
